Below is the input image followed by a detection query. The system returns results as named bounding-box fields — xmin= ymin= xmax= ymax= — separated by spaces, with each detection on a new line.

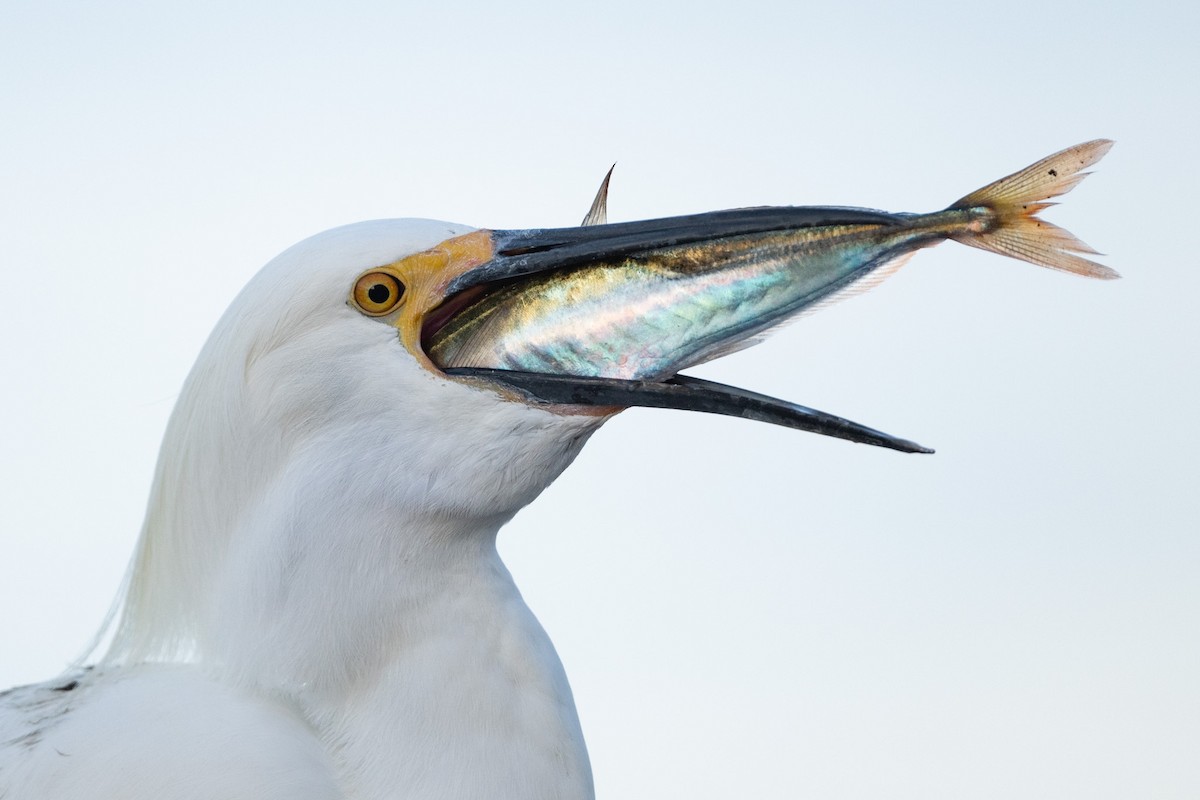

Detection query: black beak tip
xmin=444 ymin=367 xmax=935 ymax=455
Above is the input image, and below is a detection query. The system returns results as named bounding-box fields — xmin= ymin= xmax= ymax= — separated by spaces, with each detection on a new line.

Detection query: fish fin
xmin=581 ymin=164 xmax=615 ymax=226
xmin=948 ymin=140 xmax=1119 ymax=279
xmin=694 ymin=331 xmax=769 ymax=364
xmin=794 ymin=250 xmax=917 ymax=320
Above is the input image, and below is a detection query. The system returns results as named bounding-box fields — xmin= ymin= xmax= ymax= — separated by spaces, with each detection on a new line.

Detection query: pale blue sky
xmin=2 ymin=2 xmax=1197 ymax=798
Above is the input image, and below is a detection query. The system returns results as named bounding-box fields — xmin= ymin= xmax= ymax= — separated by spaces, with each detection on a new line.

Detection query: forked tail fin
xmin=949 ymin=140 xmax=1119 ymax=279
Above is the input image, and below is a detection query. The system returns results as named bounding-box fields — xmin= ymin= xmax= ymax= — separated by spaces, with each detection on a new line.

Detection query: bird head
xmin=194 ymin=212 xmax=925 ymax=526
xmin=182 ymin=219 xmax=616 ymax=525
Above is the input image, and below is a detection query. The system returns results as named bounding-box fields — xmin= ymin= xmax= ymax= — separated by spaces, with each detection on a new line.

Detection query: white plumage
xmin=2 ymin=220 xmax=603 ymax=799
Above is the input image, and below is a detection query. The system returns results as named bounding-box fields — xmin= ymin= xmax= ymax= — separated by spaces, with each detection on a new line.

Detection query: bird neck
xmin=303 ymin=528 xmax=593 ymax=800
xmin=202 ymin=507 xmax=593 ymax=800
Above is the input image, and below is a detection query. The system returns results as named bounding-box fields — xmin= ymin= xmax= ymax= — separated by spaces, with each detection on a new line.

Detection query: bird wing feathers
xmin=1 ymin=665 xmax=340 ymax=800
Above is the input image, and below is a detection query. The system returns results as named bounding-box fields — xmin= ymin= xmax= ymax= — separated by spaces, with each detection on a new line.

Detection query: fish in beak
xmin=355 ymin=141 xmax=1116 ymax=454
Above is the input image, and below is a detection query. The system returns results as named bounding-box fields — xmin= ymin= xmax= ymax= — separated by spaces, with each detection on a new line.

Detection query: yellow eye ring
xmin=352 ymin=272 xmax=405 ymax=316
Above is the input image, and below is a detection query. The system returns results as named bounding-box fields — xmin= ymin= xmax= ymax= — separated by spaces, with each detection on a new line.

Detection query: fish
xmin=426 ymin=140 xmax=1116 ymax=385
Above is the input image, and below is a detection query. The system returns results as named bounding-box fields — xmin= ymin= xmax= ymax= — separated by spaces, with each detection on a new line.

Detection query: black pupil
xmin=367 ymin=282 xmax=391 ymax=305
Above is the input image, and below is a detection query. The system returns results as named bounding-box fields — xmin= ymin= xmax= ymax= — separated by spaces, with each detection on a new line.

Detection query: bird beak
xmin=376 ymin=212 xmax=931 ymax=454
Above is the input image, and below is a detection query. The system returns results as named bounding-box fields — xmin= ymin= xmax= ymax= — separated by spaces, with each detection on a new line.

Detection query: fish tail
xmin=947 ymin=140 xmax=1119 ymax=279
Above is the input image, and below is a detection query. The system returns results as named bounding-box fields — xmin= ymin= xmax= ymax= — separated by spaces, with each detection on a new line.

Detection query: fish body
xmin=427 ymin=141 xmax=1115 ymax=380
xmin=432 ymin=210 xmax=943 ymax=379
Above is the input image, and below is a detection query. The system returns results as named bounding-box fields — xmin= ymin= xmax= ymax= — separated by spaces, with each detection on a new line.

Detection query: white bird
xmin=0 ymin=143 xmax=1113 ymax=799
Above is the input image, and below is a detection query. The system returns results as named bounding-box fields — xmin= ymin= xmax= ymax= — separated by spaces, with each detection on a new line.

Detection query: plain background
xmin=2 ymin=2 xmax=1197 ymax=798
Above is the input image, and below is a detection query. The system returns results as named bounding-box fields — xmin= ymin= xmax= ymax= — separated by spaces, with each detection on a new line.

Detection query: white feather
xmin=2 ymin=220 xmax=603 ymax=799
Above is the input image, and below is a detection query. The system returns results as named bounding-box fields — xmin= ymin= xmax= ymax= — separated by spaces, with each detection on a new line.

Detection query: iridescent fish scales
xmin=427 ymin=141 xmax=1115 ymax=381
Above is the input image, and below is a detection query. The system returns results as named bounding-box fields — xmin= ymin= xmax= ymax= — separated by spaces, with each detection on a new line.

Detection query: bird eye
xmin=352 ymin=272 xmax=405 ymax=316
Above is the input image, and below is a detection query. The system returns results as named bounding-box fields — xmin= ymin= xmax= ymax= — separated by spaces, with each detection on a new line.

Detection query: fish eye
xmin=352 ymin=272 xmax=405 ymax=316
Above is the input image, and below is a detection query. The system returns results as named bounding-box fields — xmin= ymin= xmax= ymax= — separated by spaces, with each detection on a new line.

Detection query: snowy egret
xmin=0 ymin=141 xmax=1113 ymax=799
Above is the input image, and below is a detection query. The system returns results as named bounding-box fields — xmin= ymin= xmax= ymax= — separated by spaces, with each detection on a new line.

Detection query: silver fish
xmin=427 ymin=140 xmax=1115 ymax=384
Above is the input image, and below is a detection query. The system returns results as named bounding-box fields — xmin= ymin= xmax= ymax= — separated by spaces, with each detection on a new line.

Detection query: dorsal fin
xmin=581 ymin=164 xmax=615 ymax=226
